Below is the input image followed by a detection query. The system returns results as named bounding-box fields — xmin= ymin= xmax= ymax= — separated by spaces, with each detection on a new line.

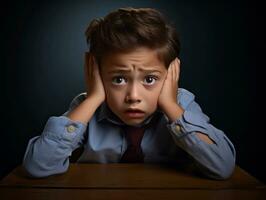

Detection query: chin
xmin=122 ymin=118 xmax=145 ymax=126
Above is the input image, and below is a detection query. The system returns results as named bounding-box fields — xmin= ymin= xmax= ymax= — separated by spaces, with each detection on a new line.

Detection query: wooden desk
xmin=1 ymin=164 xmax=265 ymax=199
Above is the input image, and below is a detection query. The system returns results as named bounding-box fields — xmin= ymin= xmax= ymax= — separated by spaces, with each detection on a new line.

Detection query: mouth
xmin=124 ymin=108 xmax=145 ymax=118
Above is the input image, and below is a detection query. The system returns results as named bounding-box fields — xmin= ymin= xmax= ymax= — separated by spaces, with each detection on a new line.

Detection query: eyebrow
xmin=108 ymin=68 xmax=163 ymax=74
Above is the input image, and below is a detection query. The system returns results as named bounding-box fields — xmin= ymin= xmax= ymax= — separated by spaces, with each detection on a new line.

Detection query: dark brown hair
xmin=85 ymin=7 xmax=180 ymax=67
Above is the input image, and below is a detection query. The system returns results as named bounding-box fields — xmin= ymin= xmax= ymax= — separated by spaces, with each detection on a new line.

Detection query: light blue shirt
xmin=23 ymin=88 xmax=236 ymax=179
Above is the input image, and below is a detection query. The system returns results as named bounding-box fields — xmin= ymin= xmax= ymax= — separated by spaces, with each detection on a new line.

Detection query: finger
xmin=92 ymin=55 xmax=100 ymax=77
xmin=166 ymin=63 xmax=172 ymax=84
xmin=175 ymin=58 xmax=180 ymax=82
xmin=169 ymin=58 xmax=176 ymax=83
xmin=173 ymin=58 xmax=178 ymax=82
xmin=165 ymin=62 xmax=171 ymax=79
xmin=172 ymin=58 xmax=177 ymax=82
xmin=175 ymin=58 xmax=180 ymax=81
xmin=93 ymin=57 xmax=104 ymax=84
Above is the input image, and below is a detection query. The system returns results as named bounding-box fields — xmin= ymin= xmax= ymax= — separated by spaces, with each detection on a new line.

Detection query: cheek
xmin=151 ymin=82 xmax=164 ymax=98
xmin=105 ymin=88 xmax=123 ymax=107
xmin=144 ymin=86 xmax=162 ymax=106
xmin=148 ymin=92 xmax=160 ymax=104
xmin=102 ymin=77 xmax=124 ymax=109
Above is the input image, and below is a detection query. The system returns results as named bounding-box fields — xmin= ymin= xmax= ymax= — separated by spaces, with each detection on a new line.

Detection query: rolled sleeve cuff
xmin=167 ymin=110 xmax=209 ymax=139
xmin=42 ymin=116 xmax=87 ymax=145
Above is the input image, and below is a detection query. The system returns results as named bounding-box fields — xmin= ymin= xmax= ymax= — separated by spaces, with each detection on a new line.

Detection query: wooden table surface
xmin=1 ymin=164 xmax=265 ymax=199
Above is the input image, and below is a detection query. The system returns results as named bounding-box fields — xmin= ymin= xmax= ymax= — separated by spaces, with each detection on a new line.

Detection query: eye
xmin=112 ymin=76 xmax=127 ymax=85
xmin=143 ymin=76 xmax=157 ymax=85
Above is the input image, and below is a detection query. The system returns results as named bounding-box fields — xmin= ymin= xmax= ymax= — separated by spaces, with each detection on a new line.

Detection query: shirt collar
xmin=96 ymin=102 xmax=164 ymax=127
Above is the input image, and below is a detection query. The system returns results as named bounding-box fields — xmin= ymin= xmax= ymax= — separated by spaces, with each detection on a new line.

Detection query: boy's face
xmin=101 ymin=47 xmax=167 ymax=126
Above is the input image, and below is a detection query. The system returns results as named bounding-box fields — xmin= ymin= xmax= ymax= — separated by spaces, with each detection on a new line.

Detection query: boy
xmin=23 ymin=7 xmax=235 ymax=179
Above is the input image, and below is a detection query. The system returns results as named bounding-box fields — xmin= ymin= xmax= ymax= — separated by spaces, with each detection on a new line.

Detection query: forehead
xmin=101 ymin=47 xmax=165 ymax=70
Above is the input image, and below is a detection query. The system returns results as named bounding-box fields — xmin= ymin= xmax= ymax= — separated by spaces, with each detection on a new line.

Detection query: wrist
xmin=86 ymin=93 xmax=105 ymax=105
xmin=67 ymin=95 xmax=103 ymax=124
xmin=162 ymin=102 xmax=184 ymax=123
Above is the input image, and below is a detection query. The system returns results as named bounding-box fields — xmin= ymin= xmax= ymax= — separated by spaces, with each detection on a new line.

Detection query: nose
xmin=125 ymin=82 xmax=141 ymax=104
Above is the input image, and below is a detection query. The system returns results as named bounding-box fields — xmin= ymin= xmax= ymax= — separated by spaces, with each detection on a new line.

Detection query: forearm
xmin=163 ymin=103 xmax=213 ymax=144
xmin=66 ymin=95 xmax=102 ymax=125
xmin=172 ymin=129 xmax=235 ymax=179
xmin=167 ymin=109 xmax=236 ymax=179
xmin=23 ymin=116 xmax=87 ymax=178
xmin=23 ymin=135 xmax=70 ymax=177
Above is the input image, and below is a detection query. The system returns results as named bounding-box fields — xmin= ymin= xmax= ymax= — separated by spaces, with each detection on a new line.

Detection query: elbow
xmin=199 ymin=163 xmax=235 ymax=180
xmin=214 ymin=164 xmax=235 ymax=180
xmin=22 ymin=161 xmax=45 ymax=178
xmin=207 ymin=157 xmax=236 ymax=180
xmin=215 ymin=148 xmax=236 ymax=180
xmin=197 ymin=152 xmax=236 ymax=180
xmin=206 ymin=142 xmax=236 ymax=180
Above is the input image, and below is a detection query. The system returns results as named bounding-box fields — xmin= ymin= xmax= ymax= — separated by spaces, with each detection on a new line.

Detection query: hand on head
xmin=84 ymin=52 xmax=106 ymax=103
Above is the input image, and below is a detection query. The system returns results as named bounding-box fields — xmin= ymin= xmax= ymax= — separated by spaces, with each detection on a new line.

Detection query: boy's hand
xmin=158 ymin=57 xmax=180 ymax=108
xmin=84 ymin=52 xmax=106 ymax=103
xmin=158 ymin=58 xmax=184 ymax=121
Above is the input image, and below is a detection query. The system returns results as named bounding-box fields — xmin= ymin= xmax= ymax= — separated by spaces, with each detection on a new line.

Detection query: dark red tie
xmin=120 ymin=126 xmax=145 ymax=163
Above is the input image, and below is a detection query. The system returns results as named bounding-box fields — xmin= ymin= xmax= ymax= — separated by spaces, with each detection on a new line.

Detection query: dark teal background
xmin=1 ymin=0 xmax=262 ymax=182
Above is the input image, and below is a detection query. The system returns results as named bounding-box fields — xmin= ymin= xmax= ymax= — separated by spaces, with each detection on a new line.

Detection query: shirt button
xmin=175 ymin=125 xmax=181 ymax=133
xmin=67 ymin=125 xmax=76 ymax=133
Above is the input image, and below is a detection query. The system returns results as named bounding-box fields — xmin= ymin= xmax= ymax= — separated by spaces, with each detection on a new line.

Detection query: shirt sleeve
xmin=166 ymin=89 xmax=236 ymax=180
xmin=23 ymin=93 xmax=87 ymax=178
